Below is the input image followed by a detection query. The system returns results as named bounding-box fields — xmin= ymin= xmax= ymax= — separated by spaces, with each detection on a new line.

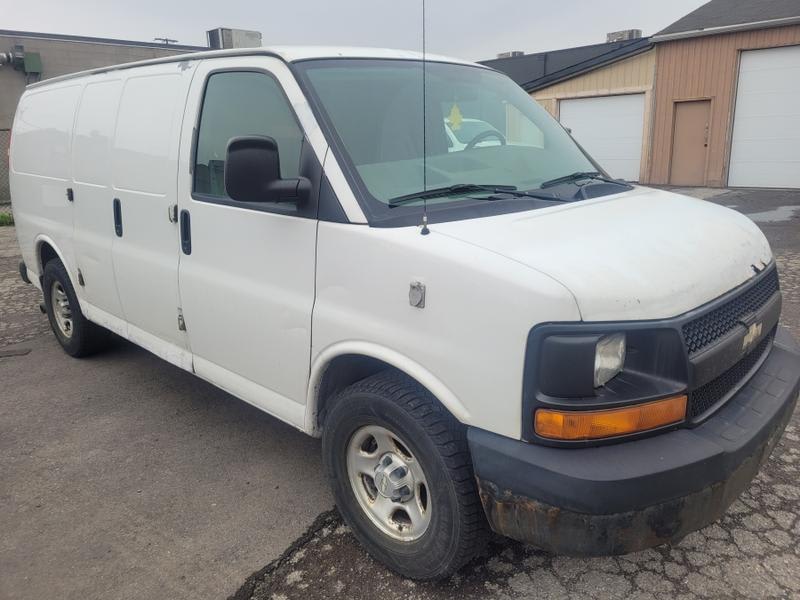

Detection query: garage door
xmin=729 ymin=45 xmax=800 ymax=188
xmin=559 ymin=94 xmax=645 ymax=181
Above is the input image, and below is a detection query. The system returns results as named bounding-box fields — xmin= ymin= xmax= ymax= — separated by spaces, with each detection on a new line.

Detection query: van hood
xmin=433 ymin=187 xmax=773 ymax=321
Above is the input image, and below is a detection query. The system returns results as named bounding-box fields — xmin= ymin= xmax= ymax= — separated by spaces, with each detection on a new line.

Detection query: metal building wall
xmin=532 ymin=50 xmax=656 ymax=115
xmin=531 ymin=50 xmax=656 ymax=182
xmin=648 ymin=25 xmax=800 ymax=187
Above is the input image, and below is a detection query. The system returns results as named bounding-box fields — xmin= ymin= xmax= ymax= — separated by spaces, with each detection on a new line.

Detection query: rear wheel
xmin=322 ymin=371 xmax=487 ymax=580
xmin=42 ymin=259 xmax=108 ymax=357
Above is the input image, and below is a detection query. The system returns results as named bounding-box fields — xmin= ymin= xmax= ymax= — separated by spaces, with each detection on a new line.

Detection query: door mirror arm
xmin=265 ymin=177 xmax=312 ymax=205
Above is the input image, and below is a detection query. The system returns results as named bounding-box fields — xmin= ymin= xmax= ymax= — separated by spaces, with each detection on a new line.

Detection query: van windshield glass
xmin=297 ymin=59 xmax=597 ymax=214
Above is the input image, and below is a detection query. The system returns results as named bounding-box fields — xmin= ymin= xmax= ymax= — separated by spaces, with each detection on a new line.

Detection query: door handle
xmin=180 ymin=209 xmax=191 ymax=255
xmin=113 ymin=198 xmax=123 ymax=237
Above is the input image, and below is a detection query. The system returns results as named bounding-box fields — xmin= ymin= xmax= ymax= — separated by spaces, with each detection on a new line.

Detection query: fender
xmin=33 ymin=234 xmax=98 ymax=323
xmin=305 ymin=340 xmax=471 ymax=436
xmin=33 ymin=233 xmax=72 ymax=291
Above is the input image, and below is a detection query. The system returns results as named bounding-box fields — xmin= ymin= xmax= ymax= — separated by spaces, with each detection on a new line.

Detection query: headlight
xmin=594 ymin=333 xmax=626 ymax=387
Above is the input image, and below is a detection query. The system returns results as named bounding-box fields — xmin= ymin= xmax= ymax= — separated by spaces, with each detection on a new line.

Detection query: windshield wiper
xmin=540 ymin=171 xmax=629 ymax=189
xmin=388 ymin=184 xmax=560 ymax=207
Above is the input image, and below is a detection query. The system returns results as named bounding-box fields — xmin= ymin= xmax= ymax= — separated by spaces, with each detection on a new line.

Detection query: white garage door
xmin=559 ymin=94 xmax=645 ymax=181
xmin=729 ymin=45 xmax=800 ymax=188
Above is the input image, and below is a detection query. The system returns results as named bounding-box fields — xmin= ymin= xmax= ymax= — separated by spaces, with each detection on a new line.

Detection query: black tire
xmin=322 ymin=370 xmax=488 ymax=580
xmin=42 ymin=258 xmax=109 ymax=357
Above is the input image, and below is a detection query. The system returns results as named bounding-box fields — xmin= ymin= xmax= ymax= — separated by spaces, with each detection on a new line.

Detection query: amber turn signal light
xmin=534 ymin=395 xmax=688 ymax=441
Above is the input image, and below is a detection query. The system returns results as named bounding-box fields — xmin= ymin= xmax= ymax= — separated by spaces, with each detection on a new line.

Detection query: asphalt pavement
xmin=1 ymin=187 xmax=798 ymax=600
xmin=0 ymin=227 xmax=332 ymax=598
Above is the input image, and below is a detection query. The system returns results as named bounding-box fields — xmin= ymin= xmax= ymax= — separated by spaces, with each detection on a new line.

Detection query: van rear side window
xmin=193 ymin=71 xmax=303 ymax=198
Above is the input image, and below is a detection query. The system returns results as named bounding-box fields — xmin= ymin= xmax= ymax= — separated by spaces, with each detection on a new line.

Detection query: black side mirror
xmin=224 ymin=135 xmax=311 ymax=204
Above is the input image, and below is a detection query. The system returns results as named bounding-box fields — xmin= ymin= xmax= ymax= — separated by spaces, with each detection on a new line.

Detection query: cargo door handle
xmin=113 ymin=198 xmax=123 ymax=237
xmin=180 ymin=209 xmax=191 ymax=255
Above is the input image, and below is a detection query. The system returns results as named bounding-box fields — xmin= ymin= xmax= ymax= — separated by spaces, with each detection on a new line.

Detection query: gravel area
xmin=0 ymin=226 xmax=50 ymax=346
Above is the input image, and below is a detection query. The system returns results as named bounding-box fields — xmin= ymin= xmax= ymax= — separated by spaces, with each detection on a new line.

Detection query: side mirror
xmin=224 ymin=135 xmax=311 ymax=205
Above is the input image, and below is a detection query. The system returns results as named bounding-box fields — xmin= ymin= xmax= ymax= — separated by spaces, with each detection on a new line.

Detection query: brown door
xmin=669 ymin=100 xmax=710 ymax=186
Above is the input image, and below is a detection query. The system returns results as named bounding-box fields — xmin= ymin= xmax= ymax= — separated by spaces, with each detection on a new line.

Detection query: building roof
xmin=480 ymin=37 xmax=652 ymax=92
xmin=0 ymin=29 xmax=206 ymax=51
xmin=653 ymin=0 xmax=800 ymax=40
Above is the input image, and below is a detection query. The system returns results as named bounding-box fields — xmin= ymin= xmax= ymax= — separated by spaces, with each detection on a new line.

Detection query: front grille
xmin=682 ymin=269 xmax=779 ymax=356
xmin=687 ymin=328 xmax=775 ymax=419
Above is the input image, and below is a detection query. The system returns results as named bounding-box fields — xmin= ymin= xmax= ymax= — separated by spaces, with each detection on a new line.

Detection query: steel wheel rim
xmin=346 ymin=425 xmax=432 ymax=541
xmin=51 ymin=282 xmax=73 ymax=339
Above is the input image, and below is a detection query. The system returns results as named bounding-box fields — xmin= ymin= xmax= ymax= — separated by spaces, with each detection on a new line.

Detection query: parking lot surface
xmin=0 ymin=228 xmax=332 ymax=599
xmin=1 ymin=187 xmax=799 ymax=600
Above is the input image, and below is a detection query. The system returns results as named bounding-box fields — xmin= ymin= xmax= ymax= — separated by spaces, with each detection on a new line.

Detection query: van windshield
xmin=296 ymin=59 xmax=600 ymax=223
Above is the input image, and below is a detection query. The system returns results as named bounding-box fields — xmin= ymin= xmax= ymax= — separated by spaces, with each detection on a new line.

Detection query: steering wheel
xmin=465 ymin=129 xmax=507 ymax=150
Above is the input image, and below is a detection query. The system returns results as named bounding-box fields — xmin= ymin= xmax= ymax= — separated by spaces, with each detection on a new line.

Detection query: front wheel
xmin=322 ymin=371 xmax=487 ymax=580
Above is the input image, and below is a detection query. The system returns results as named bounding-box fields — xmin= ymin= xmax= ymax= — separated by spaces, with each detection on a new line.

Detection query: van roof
xmin=27 ymin=46 xmax=480 ymax=89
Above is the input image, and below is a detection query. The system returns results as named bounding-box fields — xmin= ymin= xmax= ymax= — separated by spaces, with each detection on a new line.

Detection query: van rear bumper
xmin=468 ymin=326 xmax=800 ymax=555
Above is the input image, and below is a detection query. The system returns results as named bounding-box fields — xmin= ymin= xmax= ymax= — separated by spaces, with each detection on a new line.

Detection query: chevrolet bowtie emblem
xmin=742 ymin=322 xmax=763 ymax=350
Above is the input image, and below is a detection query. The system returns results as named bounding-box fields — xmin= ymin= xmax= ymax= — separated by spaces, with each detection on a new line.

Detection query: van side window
xmin=194 ymin=71 xmax=303 ymax=197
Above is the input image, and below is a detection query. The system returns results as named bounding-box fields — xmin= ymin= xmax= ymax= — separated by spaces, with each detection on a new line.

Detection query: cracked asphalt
xmin=1 ymin=187 xmax=799 ymax=600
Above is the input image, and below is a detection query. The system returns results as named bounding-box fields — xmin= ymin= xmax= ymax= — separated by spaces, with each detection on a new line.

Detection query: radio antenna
xmin=420 ymin=0 xmax=430 ymax=235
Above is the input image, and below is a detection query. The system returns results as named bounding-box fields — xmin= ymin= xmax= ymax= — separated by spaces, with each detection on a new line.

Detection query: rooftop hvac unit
xmin=496 ymin=51 xmax=525 ymax=59
xmin=206 ymin=28 xmax=262 ymax=49
xmin=606 ymin=29 xmax=643 ymax=43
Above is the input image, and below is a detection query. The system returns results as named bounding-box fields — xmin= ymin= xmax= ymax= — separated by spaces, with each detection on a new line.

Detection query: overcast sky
xmin=6 ymin=0 xmax=708 ymax=61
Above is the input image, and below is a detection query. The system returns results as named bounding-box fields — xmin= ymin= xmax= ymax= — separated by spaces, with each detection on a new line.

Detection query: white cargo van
xmin=10 ymin=47 xmax=800 ymax=580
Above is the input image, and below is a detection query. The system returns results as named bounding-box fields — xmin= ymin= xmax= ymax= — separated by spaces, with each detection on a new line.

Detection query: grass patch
xmin=0 ymin=212 xmax=14 ymax=226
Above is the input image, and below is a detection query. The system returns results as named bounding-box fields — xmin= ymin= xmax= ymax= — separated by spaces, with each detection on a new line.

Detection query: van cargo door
xmin=71 ymin=77 xmax=126 ymax=325
xmin=110 ymin=62 xmax=197 ymax=361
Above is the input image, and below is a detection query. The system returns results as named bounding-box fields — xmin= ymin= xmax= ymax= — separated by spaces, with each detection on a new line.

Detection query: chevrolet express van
xmin=10 ymin=47 xmax=800 ymax=580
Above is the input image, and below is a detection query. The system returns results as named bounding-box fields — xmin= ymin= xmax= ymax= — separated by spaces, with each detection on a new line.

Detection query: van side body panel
xmin=309 ymin=221 xmax=582 ymax=440
xmin=10 ymin=83 xmax=83 ymax=283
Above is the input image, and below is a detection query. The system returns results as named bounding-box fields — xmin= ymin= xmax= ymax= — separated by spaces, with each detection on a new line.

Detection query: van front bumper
xmin=468 ymin=327 xmax=800 ymax=556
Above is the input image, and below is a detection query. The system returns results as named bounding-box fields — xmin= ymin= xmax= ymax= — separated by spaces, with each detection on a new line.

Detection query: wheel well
xmin=38 ymin=241 xmax=58 ymax=274
xmin=315 ymin=354 xmax=401 ymax=432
